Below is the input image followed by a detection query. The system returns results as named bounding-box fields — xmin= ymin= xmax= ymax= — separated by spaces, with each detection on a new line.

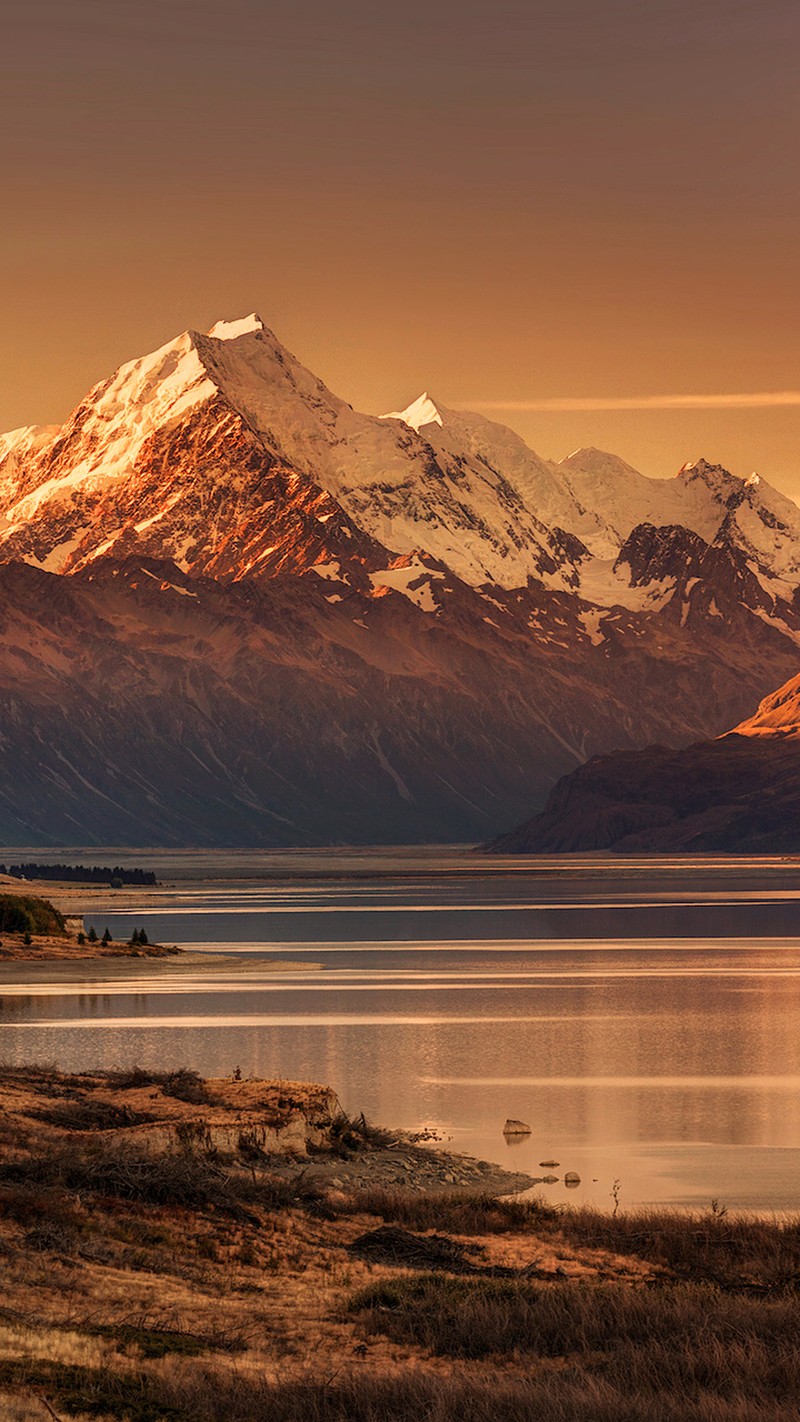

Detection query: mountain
xmin=2 ymin=314 xmax=800 ymax=845
xmin=486 ymin=674 xmax=800 ymax=855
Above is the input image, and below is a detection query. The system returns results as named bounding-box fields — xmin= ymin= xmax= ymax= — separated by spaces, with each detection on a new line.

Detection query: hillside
xmin=487 ymin=674 xmax=800 ymax=854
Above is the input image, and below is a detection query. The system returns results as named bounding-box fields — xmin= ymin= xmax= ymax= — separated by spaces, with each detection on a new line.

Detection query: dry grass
xmin=335 ymin=1186 xmax=800 ymax=1294
xmin=551 ymin=1204 xmax=800 ymax=1293
xmin=97 ymin=1067 xmax=218 ymax=1104
xmin=351 ymin=1270 xmax=800 ymax=1360
xmin=333 ymin=1184 xmax=561 ymax=1234
xmin=2 ymin=1066 xmax=800 ymax=1420
xmin=3 ymin=1355 xmax=800 ymax=1422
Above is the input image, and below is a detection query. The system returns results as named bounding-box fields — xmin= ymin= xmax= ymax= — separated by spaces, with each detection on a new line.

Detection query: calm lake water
xmin=3 ymin=848 xmax=800 ymax=1212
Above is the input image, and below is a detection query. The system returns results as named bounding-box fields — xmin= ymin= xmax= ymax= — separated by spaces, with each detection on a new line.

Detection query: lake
xmin=2 ymin=848 xmax=800 ymax=1212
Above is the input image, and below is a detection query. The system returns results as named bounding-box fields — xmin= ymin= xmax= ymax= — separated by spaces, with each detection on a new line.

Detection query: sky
xmin=2 ymin=0 xmax=800 ymax=488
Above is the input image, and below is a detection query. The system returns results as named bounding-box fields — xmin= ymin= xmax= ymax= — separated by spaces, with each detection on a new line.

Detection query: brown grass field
xmin=0 ymin=1065 xmax=799 ymax=1421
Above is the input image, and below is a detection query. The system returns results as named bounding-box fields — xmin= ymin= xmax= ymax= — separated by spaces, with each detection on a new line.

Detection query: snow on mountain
xmin=2 ymin=314 xmax=800 ymax=629
xmin=0 ymin=424 xmax=62 ymax=506
xmin=207 ymin=313 xmax=266 ymax=341
xmin=368 ymin=552 xmax=446 ymax=613
xmin=678 ymin=459 xmax=800 ymax=592
xmin=380 ymin=392 xmax=443 ymax=432
xmin=0 ymin=320 xmax=587 ymax=591
xmin=557 ymin=446 xmax=684 ymax=553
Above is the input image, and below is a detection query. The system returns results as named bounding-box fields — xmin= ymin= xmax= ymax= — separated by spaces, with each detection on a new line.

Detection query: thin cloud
xmin=465 ymin=392 xmax=800 ymax=413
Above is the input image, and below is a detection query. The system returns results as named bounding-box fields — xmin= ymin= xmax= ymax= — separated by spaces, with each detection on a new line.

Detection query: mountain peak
xmin=381 ymin=392 xmax=443 ymax=433
xmin=558 ymin=445 xmax=645 ymax=484
xmin=207 ymin=313 xmax=268 ymax=342
xmin=677 ymin=457 xmax=729 ymax=479
xmin=677 ymin=458 xmax=764 ymax=497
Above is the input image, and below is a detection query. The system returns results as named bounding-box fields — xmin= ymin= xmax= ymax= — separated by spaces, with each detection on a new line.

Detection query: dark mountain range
xmin=486 ymin=674 xmax=800 ymax=854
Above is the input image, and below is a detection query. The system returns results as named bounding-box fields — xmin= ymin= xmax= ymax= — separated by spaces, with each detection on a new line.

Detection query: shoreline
xmin=0 ymin=951 xmax=319 ymax=984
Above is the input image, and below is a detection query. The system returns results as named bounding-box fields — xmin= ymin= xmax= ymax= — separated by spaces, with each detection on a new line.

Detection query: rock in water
xmin=503 ymin=1118 xmax=531 ymax=1135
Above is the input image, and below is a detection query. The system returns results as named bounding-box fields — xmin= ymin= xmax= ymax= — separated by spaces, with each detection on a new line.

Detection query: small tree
xmin=87 ymin=926 xmax=98 ymax=943
xmin=77 ymin=931 xmax=86 ymax=945
xmin=129 ymin=928 xmax=140 ymax=945
xmin=101 ymin=927 xmax=112 ymax=945
xmin=23 ymin=931 xmax=32 ymax=946
xmin=138 ymin=928 xmax=149 ymax=945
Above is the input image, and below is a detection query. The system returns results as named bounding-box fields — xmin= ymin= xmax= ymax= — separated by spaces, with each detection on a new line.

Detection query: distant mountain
xmin=486 ymin=674 xmax=800 ymax=854
xmin=2 ymin=314 xmax=800 ymax=845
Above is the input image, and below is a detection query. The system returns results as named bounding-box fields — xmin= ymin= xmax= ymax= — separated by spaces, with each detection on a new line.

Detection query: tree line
xmin=0 ymin=863 xmax=157 ymax=886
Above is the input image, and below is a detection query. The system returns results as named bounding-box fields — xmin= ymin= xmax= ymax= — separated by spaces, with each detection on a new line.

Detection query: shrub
xmin=0 ymin=892 xmax=65 ymax=936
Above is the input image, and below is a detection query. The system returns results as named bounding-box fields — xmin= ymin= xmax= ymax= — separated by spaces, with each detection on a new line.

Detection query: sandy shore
xmin=0 ymin=951 xmax=318 ymax=985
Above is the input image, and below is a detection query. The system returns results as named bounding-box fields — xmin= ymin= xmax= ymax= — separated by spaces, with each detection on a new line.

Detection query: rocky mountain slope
xmin=486 ymin=674 xmax=800 ymax=854
xmin=2 ymin=315 xmax=800 ymax=845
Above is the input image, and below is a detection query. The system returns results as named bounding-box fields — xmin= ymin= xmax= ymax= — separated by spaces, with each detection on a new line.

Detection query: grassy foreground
xmin=0 ymin=1066 xmax=799 ymax=1421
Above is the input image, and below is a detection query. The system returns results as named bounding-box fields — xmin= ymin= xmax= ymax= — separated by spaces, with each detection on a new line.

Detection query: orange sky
xmin=3 ymin=0 xmax=800 ymax=489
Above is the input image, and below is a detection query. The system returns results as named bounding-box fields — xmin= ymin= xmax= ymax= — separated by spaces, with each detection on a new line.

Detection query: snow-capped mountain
xmin=1 ymin=314 xmax=800 ymax=845
xmin=6 ymin=314 xmax=800 ymax=613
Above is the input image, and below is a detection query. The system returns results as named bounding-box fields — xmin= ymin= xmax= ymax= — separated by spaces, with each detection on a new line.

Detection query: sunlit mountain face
xmin=1 ymin=315 xmax=799 ymax=847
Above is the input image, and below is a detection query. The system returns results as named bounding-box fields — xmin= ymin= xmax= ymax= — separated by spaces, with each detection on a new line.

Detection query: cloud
xmin=464 ymin=392 xmax=800 ymax=412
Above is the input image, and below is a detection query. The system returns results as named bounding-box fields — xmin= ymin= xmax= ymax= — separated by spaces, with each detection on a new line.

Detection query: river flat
xmin=2 ymin=848 xmax=800 ymax=1212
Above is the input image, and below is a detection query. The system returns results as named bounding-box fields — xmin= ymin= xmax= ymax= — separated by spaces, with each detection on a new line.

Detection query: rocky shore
xmin=274 ymin=1134 xmax=538 ymax=1198
xmin=0 ymin=1065 xmax=539 ymax=1199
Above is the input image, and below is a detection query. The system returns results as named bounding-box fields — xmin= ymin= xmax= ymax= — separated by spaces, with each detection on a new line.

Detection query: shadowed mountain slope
xmin=486 ymin=675 xmax=800 ymax=854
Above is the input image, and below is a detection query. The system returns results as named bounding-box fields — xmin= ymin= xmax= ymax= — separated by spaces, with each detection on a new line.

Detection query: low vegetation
xmin=0 ymin=1065 xmax=798 ymax=1421
xmin=0 ymin=902 xmax=178 ymax=958
xmin=0 ymin=892 xmax=66 ymax=937
xmin=339 ymin=1185 xmax=800 ymax=1294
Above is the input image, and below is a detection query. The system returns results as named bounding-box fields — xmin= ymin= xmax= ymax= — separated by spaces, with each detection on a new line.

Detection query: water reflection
xmin=2 ymin=855 xmax=800 ymax=1209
